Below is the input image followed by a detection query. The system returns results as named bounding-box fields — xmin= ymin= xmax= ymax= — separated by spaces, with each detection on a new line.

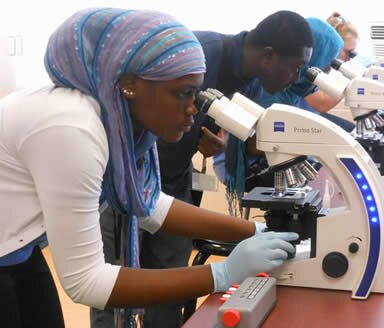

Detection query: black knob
xmin=349 ymin=50 xmax=357 ymax=59
xmin=322 ymin=252 xmax=348 ymax=278
xmin=304 ymin=67 xmax=322 ymax=82
xmin=349 ymin=242 xmax=359 ymax=254
xmin=331 ymin=58 xmax=343 ymax=70
xmin=194 ymin=89 xmax=224 ymax=114
xmin=194 ymin=91 xmax=216 ymax=114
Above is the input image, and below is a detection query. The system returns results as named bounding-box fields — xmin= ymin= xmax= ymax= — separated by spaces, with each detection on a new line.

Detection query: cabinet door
xmin=0 ymin=34 xmax=17 ymax=98
xmin=8 ymin=34 xmax=23 ymax=56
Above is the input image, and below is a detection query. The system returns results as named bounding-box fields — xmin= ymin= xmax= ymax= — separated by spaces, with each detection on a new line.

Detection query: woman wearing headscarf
xmin=214 ymin=17 xmax=354 ymax=215
xmin=0 ymin=8 xmax=297 ymax=328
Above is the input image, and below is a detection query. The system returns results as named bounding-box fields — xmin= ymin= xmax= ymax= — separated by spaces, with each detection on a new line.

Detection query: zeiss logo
xmin=274 ymin=121 xmax=285 ymax=132
xmin=357 ymin=88 xmax=365 ymax=95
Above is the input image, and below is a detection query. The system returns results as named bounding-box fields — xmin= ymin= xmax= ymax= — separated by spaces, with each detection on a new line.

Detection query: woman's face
xmin=122 ymin=73 xmax=204 ymax=142
xmin=339 ymin=33 xmax=358 ymax=62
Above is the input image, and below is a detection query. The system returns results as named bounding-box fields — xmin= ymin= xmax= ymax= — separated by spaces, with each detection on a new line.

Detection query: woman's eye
xmin=177 ymin=90 xmax=196 ymax=100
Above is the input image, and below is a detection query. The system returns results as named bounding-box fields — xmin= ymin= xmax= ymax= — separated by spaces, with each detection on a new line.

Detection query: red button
xmin=222 ymin=309 xmax=241 ymax=327
xmin=256 ymin=272 xmax=269 ymax=277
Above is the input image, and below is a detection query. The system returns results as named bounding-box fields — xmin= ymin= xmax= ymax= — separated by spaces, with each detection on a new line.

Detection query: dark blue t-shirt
xmin=156 ymin=31 xmax=262 ymax=202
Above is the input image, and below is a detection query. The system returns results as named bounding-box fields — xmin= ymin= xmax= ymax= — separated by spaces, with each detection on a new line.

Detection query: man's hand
xmin=197 ymin=127 xmax=226 ymax=158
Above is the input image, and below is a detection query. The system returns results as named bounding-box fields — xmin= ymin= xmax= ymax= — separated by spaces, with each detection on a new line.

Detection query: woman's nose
xmin=185 ymin=105 xmax=198 ymax=116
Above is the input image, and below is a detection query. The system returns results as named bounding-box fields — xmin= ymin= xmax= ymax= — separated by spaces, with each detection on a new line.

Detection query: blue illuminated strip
xmin=340 ymin=158 xmax=381 ymax=297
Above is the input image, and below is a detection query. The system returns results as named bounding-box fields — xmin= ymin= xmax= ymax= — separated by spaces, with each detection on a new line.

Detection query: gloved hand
xmin=210 ymin=231 xmax=298 ymax=292
xmin=254 ymin=221 xmax=267 ymax=234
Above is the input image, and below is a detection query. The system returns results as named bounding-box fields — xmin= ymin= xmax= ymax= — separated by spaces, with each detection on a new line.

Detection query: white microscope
xmin=307 ymin=65 xmax=384 ymax=133
xmin=331 ymin=57 xmax=384 ymax=81
xmin=195 ymin=88 xmax=384 ymax=299
xmin=305 ymin=66 xmax=384 ymax=176
xmin=329 ymin=58 xmax=384 ymax=132
xmin=375 ymin=57 xmax=384 ymax=67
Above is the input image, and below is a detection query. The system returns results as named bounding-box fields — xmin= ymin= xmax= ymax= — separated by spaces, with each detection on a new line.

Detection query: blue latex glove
xmin=210 ymin=231 xmax=298 ymax=292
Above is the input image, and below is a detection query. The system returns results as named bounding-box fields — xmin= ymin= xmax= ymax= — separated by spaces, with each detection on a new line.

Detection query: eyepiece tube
xmin=349 ymin=50 xmax=357 ymax=59
xmin=194 ymin=90 xmax=217 ymax=114
xmin=331 ymin=59 xmax=343 ymax=71
xmin=304 ymin=66 xmax=347 ymax=100
xmin=194 ymin=89 xmax=258 ymax=141
xmin=330 ymin=59 xmax=365 ymax=79
xmin=206 ymin=88 xmax=224 ymax=99
xmin=304 ymin=67 xmax=323 ymax=83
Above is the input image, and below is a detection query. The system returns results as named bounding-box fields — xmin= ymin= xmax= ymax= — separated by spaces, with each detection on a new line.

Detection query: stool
xmin=182 ymin=239 xmax=238 ymax=323
xmin=182 ymin=197 xmax=256 ymax=323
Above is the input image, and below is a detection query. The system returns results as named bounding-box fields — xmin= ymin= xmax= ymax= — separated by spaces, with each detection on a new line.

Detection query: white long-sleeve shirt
xmin=0 ymin=86 xmax=173 ymax=308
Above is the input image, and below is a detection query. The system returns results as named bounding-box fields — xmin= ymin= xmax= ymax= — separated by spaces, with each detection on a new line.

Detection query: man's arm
xmin=305 ymin=89 xmax=342 ymax=113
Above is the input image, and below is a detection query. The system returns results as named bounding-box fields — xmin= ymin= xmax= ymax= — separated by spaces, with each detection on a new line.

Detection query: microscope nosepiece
xmin=298 ymin=160 xmax=318 ymax=181
xmin=274 ymin=171 xmax=287 ymax=194
xmin=356 ymin=119 xmax=364 ymax=136
xmin=372 ymin=113 xmax=384 ymax=127
xmin=363 ymin=117 xmax=375 ymax=130
xmin=284 ymin=167 xmax=297 ymax=187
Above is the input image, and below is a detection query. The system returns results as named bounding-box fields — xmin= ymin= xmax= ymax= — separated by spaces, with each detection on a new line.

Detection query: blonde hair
xmin=326 ymin=12 xmax=358 ymax=40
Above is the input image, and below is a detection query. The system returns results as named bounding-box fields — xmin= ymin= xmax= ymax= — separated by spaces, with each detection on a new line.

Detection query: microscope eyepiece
xmin=331 ymin=59 xmax=343 ymax=70
xmin=194 ymin=88 xmax=224 ymax=114
xmin=348 ymin=50 xmax=357 ymax=59
xmin=304 ymin=67 xmax=322 ymax=82
xmin=206 ymin=88 xmax=224 ymax=99
xmin=194 ymin=91 xmax=216 ymax=114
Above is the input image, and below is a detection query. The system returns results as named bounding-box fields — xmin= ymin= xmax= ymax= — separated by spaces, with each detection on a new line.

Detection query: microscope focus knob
xmin=322 ymin=252 xmax=349 ymax=278
xmin=349 ymin=242 xmax=359 ymax=254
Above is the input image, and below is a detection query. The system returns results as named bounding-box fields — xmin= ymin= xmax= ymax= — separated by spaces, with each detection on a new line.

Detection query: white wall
xmin=0 ymin=34 xmax=17 ymax=97
xmin=1 ymin=0 xmax=382 ymax=92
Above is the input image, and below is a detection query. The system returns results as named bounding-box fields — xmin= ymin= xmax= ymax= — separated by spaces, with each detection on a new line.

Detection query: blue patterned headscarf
xmin=45 ymin=8 xmax=205 ymax=217
xmin=225 ymin=18 xmax=343 ymax=215
xmin=44 ymin=8 xmax=205 ymax=325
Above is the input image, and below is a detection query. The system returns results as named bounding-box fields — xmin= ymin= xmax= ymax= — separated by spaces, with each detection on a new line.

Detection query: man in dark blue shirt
xmin=140 ymin=10 xmax=313 ymax=328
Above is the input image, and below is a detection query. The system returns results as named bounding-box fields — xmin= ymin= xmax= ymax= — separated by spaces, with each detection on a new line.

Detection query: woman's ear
xmin=119 ymin=73 xmax=137 ymax=98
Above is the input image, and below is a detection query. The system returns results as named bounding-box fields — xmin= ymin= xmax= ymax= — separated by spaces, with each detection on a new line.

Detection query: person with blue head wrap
xmin=0 ymin=8 xmax=298 ymax=328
